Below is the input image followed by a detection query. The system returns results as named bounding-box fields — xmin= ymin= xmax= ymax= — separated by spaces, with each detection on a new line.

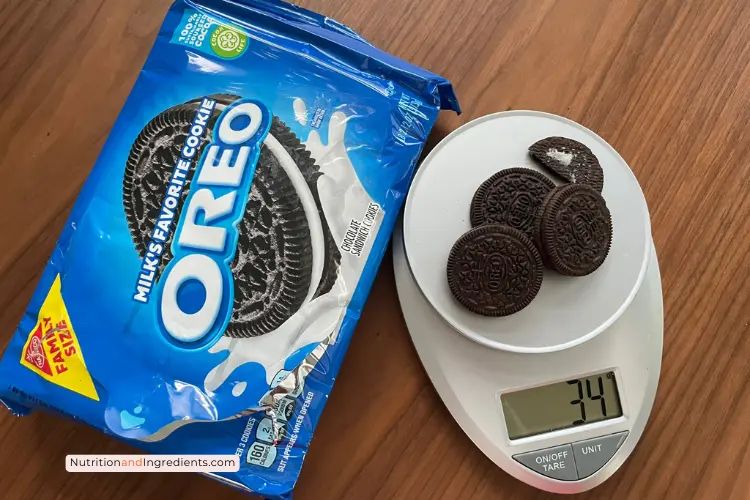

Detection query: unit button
xmin=572 ymin=431 xmax=629 ymax=479
xmin=513 ymin=444 xmax=577 ymax=481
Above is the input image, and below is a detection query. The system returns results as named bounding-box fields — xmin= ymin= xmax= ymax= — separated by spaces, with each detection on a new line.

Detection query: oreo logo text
xmin=156 ymin=99 xmax=271 ymax=346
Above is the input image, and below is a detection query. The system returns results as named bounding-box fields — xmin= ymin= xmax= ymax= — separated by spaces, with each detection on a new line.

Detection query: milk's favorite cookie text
xmin=132 ymin=97 xmax=272 ymax=347
xmin=131 ymin=98 xmax=217 ymax=304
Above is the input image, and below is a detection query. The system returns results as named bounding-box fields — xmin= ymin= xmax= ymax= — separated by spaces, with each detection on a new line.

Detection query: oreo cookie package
xmin=0 ymin=0 xmax=459 ymax=497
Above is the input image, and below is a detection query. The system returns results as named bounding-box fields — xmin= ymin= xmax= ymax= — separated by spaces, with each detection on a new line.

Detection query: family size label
xmin=20 ymin=275 xmax=98 ymax=401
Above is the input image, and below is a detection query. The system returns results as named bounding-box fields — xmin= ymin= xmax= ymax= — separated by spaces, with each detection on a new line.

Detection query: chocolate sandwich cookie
xmin=535 ymin=184 xmax=612 ymax=276
xmin=532 ymin=190 xmax=555 ymax=267
xmin=529 ymin=136 xmax=604 ymax=192
xmin=123 ymin=95 xmax=341 ymax=338
xmin=470 ymin=167 xmax=555 ymax=238
xmin=447 ymin=224 xmax=544 ymax=317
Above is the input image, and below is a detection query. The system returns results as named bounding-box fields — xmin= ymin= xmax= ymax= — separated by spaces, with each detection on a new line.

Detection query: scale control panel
xmin=513 ymin=431 xmax=628 ymax=481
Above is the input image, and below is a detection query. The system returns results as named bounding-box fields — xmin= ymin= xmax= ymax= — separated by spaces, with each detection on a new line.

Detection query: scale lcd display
xmin=501 ymin=371 xmax=622 ymax=440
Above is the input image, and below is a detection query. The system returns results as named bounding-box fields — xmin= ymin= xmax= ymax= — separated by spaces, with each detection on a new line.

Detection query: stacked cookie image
xmin=447 ymin=137 xmax=612 ymax=317
xmin=123 ymin=95 xmax=341 ymax=338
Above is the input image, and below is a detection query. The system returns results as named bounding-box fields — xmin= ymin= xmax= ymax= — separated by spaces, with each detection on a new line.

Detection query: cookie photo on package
xmin=0 ymin=0 xmax=459 ymax=498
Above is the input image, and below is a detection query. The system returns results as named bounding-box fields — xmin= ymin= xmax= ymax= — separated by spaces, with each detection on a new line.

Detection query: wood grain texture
xmin=0 ymin=0 xmax=749 ymax=499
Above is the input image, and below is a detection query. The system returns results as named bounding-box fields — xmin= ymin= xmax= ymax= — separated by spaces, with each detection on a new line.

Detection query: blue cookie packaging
xmin=0 ymin=0 xmax=459 ymax=497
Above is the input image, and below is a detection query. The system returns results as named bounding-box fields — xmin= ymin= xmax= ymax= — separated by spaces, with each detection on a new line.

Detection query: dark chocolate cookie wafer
xmin=470 ymin=167 xmax=555 ymax=238
xmin=264 ymin=115 xmax=341 ymax=301
xmin=447 ymin=224 xmax=544 ymax=317
xmin=231 ymin=116 xmax=341 ymax=337
xmin=536 ymin=184 xmax=612 ymax=276
xmin=124 ymin=95 xmax=340 ymax=338
xmin=210 ymin=94 xmax=341 ymax=303
xmin=123 ymin=99 xmax=212 ymax=263
xmin=529 ymin=137 xmax=604 ymax=192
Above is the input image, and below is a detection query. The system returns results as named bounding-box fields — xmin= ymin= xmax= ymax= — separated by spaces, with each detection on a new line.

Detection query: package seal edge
xmin=187 ymin=0 xmax=461 ymax=112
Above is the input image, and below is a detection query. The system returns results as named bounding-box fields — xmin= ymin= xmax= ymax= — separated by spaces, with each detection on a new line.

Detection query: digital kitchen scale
xmin=393 ymin=111 xmax=663 ymax=493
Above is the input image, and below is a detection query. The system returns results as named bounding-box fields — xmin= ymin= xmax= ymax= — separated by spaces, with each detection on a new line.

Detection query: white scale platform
xmin=393 ymin=111 xmax=663 ymax=494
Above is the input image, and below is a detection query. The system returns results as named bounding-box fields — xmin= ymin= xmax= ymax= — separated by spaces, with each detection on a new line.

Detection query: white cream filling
xmin=547 ymin=148 xmax=573 ymax=167
xmin=263 ymin=133 xmax=325 ymax=303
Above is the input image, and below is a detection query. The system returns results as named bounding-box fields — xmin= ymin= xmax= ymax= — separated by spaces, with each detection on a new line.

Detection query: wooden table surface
xmin=1 ymin=0 xmax=749 ymax=499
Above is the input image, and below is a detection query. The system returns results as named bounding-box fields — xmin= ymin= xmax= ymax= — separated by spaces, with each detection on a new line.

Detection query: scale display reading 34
xmin=501 ymin=371 xmax=623 ymax=440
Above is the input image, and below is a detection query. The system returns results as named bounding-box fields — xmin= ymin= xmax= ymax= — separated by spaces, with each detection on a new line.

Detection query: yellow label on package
xmin=20 ymin=275 xmax=99 ymax=401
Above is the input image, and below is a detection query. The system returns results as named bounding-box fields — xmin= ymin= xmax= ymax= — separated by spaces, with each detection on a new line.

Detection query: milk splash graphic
xmin=202 ymin=101 xmax=382 ymax=399
xmin=293 ymin=98 xmax=308 ymax=126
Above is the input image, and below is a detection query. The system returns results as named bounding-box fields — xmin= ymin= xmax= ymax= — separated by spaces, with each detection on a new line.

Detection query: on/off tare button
xmin=513 ymin=444 xmax=577 ymax=481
